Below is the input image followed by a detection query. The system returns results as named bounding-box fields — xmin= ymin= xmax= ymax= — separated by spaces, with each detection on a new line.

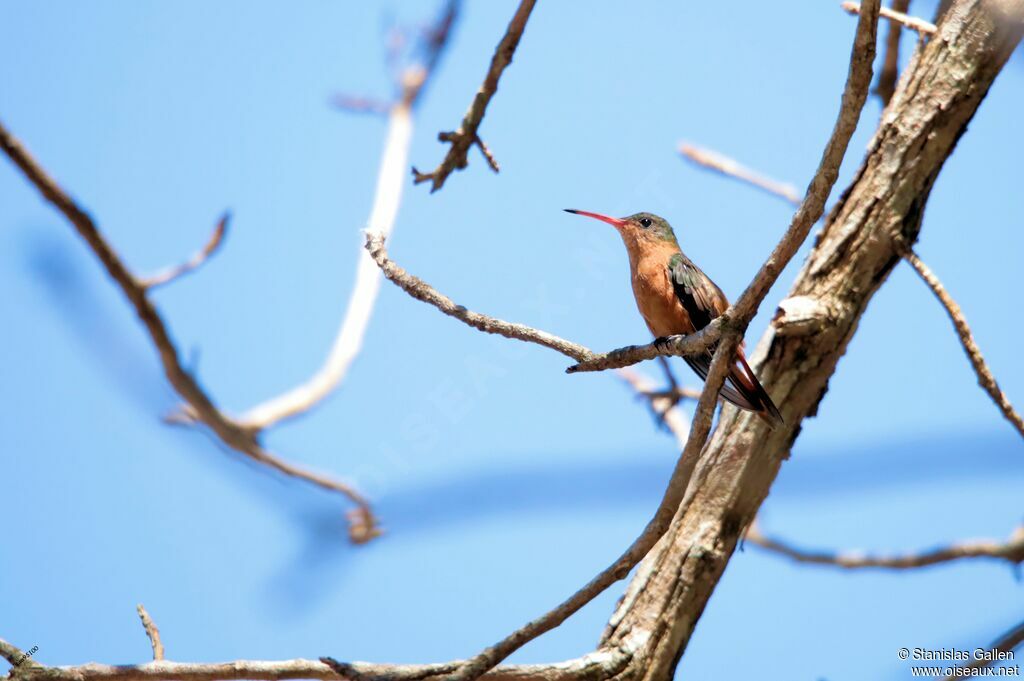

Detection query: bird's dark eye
xmin=639 ymin=217 xmax=652 ymax=228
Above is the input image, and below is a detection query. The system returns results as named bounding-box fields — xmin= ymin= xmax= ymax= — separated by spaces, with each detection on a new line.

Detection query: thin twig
xmin=944 ymin=620 xmax=1024 ymax=680
xmin=140 ymin=213 xmax=229 ymax=290
xmin=235 ymin=2 xmax=459 ymax=432
xmin=136 ymin=605 xmax=164 ymax=661
xmin=903 ymin=250 xmax=1024 ymax=439
xmin=412 ymin=0 xmax=537 ymax=192
xmin=364 ymin=232 xmax=723 ymax=370
xmin=745 ymin=521 xmax=1024 ymax=570
xmin=0 ymin=119 xmax=379 ymax=544
xmin=679 ymin=143 xmax=801 ymax=205
xmin=841 ymin=1 xmax=936 ymax=35
xmin=874 ymin=0 xmax=912 ymax=106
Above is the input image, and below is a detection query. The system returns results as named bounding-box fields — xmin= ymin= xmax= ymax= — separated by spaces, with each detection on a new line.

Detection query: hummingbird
xmin=565 ymin=209 xmax=783 ymax=427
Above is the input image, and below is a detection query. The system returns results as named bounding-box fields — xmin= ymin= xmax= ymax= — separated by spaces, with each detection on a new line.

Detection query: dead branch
xmin=842 ymin=1 xmax=937 ymax=35
xmin=139 ymin=213 xmax=229 ymax=290
xmin=745 ymin=521 xmax=1024 ymax=569
xmin=135 ymin=605 xmax=164 ymax=661
xmin=364 ymin=232 xmax=724 ymax=370
xmin=679 ymin=143 xmax=801 ymax=205
xmin=231 ymin=2 xmax=459 ymax=432
xmin=3 ymin=649 xmax=630 ymax=681
xmin=0 ymin=120 xmax=379 ymax=544
xmin=903 ymin=249 xmax=1024 ymax=439
xmin=412 ymin=0 xmax=537 ymax=192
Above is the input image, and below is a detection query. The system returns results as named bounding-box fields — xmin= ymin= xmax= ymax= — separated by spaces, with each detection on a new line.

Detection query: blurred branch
xmin=135 ymin=605 xmax=164 ymax=661
xmin=678 ymin=143 xmax=800 ymax=205
xmin=903 ymin=249 xmax=1024 ymax=440
xmin=140 ymin=213 xmax=229 ymax=290
xmin=233 ymin=1 xmax=459 ymax=432
xmin=841 ymin=1 xmax=936 ymax=35
xmin=412 ymin=0 xmax=538 ymax=192
xmin=943 ymin=620 xmax=1024 ymax=680
xmin=364 ymin=232 xmax=724 ymax=369
xmin=0 ymin=119 xmax=379 ymax=544
xmin=616 ymin=367 xmax=694 ymax=448
xmin=745 ymin=521 xmax=1024 ymax=569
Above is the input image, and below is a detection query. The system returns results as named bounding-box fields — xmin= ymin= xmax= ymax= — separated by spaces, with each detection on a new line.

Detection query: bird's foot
xmin=654 ymin=336 xmax=674 ymax=353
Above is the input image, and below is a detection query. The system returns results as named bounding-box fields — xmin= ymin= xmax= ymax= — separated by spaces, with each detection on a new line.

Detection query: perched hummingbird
xmin=565 ymin=209 xmax=783 ymax=427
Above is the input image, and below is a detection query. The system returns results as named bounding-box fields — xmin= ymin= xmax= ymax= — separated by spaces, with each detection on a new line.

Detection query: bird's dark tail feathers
xmin=683 ymin=351 xmax=784 ymax=428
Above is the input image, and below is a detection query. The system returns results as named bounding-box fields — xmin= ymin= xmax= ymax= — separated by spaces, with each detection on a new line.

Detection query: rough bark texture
xmin=600 ymin=2 xmax=1024 ymax=680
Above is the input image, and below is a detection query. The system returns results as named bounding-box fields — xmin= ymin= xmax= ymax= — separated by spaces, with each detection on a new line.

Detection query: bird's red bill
xmin=564 ymin=209 xmax=626 ymax=229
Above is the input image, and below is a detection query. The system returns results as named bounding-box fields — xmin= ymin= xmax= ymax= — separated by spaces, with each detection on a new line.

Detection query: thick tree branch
xmin=0 ymin=120 xmax=379 ymax=544
xmin=600 ymin=4 xmax=1022 ymax=680
xmin=4 ymin=650 xmax=629 ymax=681
xmin=412 ymin=0 xmax=537 ymax=192
xmin=903 ymin=249 xmax=1024 ymax=439
xmin=745 ymin=521 xmax=1024 ymax=569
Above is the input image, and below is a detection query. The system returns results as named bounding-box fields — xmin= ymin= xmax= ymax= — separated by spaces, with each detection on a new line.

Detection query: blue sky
xmin=1 ymin=2 xmax=1022 ymax=679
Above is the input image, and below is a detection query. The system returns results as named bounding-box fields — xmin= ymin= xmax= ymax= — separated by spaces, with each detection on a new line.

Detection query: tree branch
xmin=745 ymin=521 xmax=1024 ymax=569
xmin=135 ymin=605 xmax=164 ymax=661
xmin=230 ymin=1 xmax=459 ymax=432
xmin=0 ymin=119 xmax=379 ymax=544
xmin=842 ymin=1 xmax=937 ymax=36
xmin=3 ymin=648 xmax=633 ymax=681
xmin=139 ymin=213 xmax=229 ymax=290
xmin=902 ymin=249 xmax=1024 ymax=439
xmin=679 ymin=142 xmax=800 ymax=205
xmin=365 ymin=232 xmax=725 ymax=371
xmin=412 ymin=0 xmax=537 ymax=192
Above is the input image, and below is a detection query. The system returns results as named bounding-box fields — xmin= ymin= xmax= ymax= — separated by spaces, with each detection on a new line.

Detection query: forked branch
xmin=413 ymin=0 xmax=538 ymax=191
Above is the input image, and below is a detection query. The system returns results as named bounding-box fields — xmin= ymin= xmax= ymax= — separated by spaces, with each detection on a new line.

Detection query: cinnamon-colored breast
xmin=631 ymin=252 xmax=695 ymax=338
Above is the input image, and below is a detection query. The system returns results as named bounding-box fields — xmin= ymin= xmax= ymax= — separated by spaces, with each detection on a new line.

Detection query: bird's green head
xmin=564 ymin=209 xmax=679 ymax=246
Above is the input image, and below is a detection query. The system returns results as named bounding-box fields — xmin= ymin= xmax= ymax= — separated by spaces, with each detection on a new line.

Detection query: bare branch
xmin=135 ymin=605 xmax=164 ymax=661
xmin=842 ymin=1 xmax=936 ymax=35
xmin=0 ymin=119 xmax=378 ymax=543
xmin=139 ymin=213 xmax=229 ymax=290
xmin=745 ymin=521 xmax=1024 ymax=570
xmin=0 ymin=639 xmax=30 ymax=668
xmin=903 ymin=249 xmax=1024 ymax=439
xmin=234 ymin=3 xmax=459 ymax=432
xmin=4 ymin=650 xmax=629 ymax=681
xmin=944 ymin=620 xmax=1024 ymax=680
xmin=678 ymin=142 xmax=801 ymax=205
xmin=412 ymin=0 xmax=537 ymax=192
xmin=364 ymin=232 xmax=723 ymax=371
